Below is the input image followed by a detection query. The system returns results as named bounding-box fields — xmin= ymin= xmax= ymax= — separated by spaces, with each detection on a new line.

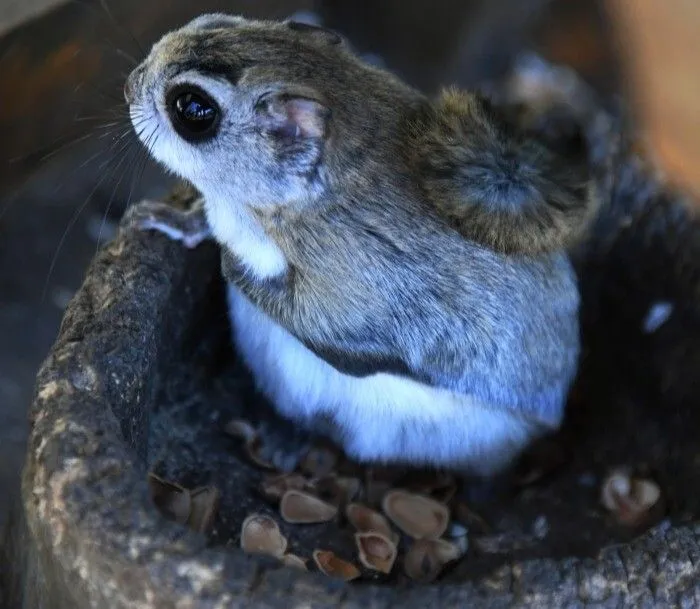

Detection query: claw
xmin=123 ymin=199 xmax=212 ymax=249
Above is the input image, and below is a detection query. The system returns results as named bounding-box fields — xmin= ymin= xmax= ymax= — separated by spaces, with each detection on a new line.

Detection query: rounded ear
xmin=255 ymin=94 xmax=330 ymax=140
xmin=285 ymin=20 xmax=345 ymax=46
xmin=185 ymin=13 xmax=247 ymax=31
xmin=255 ymin=93 xmax=330 ymax=175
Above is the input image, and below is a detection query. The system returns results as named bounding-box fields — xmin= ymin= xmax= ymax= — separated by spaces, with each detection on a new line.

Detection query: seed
xmin=244 ymin=436 xmax=276 ymax=470
xmin=260 ymin=473 xmax=308 ymax=502
xmin=382 ymin=489 xmax=449 ymax=539
xmin=187 ymin=486 xmax=220 ymax=533
xmin=346 ymin=503 xmax=398 ymax=543
xmin=313 ymin=550 xmax=361 ymax=581
xmin=308 ymin=475 xmax=361 ymax=507
xmin=280 ymin=554 xmax=308 ymax=571
xmin=147 ymin=473 xmax=191 ymax=526
xmin=223 ymin=419 xmax=256 ymax=442
xmin=240 ymin=514 xmax=287 ymax=558
xmin=355 ymin=531 xmax=397 ymax=574
xmin=403 ymin=539 xmax=462 ymax=583
xmin=280 ymin=490 xmax=338 ymax=524
xmin=601 ymin=468 xmax=663 ymax=527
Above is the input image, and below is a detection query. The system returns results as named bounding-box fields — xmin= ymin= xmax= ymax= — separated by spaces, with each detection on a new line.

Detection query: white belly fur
xmin=227 ymin=285 xmax=535 ymax=476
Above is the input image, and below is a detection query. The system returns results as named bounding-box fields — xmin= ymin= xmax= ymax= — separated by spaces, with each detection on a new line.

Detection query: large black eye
xmin=166 ymin=85 xmax=220 ymax=142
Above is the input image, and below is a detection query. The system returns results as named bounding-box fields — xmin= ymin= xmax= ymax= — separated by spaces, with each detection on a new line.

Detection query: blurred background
xmin=0 ymin=0 xmax=698 ymax=524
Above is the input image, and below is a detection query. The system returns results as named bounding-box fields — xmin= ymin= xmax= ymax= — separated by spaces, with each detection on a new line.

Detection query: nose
xmin=124 ymin=65 xmax=144 ymax=104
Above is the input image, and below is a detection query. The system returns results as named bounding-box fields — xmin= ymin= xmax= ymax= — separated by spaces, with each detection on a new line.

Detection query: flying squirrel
xmin=123 ymin=14 xmax=598 ymax=481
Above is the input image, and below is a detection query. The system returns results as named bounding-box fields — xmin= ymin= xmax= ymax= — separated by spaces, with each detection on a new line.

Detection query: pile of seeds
xmin=148 ymin=417 xmax=664 ymax=584
xmin=226 ymin=418 xmax=472 ymax=582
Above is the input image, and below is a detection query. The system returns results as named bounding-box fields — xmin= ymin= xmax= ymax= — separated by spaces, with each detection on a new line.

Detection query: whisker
xmin=115 ymin=47 xmax=139 ymax=66
xmin=123 ymin=126 xmax=159 ymax=213
xmin=99 ymin=0 xmax=146 ymax=56
xmin=74 ymin=146 xmax=113 ymax=172
xmin=119 ymin=122 xmax=156 ymax=201
xmin=9 ymin=132 xmax=97 ymax=166
xmin=72 ymin=108 xmax=125 ymax=120
xmin=3 ymin=131 xmax=125 ymax=224
xmin=41 ymin=136 xmax=137 ymax=301
xmin=94 ymin=142 xmax=138 ymax=253
xmin=76 ymin=80 xmax=125 ymax=104
xmin=66 ymin=0 xmax=144 ymax=62
xmin=0 ymin=188 xmax=21 ymax=225
xmin=51 ymin=124 xmax=130 ymax=199
xmin=10 ymin=94 xmax=135 ymax=172
xmin=45 ymin=129 xmax=132 ymax=202
xmin=74 ymin=118 xmax=123 ymax=128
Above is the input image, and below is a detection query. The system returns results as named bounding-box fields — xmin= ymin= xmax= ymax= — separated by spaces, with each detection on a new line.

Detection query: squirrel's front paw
xmin=123 ymin=199 xmax=211 ymax=249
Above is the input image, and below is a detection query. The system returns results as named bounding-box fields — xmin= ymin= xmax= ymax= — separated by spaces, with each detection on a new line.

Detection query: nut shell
xmin=313 ymin=550 xmax=361 ymax=581
xmin=346 ymin=503 xmax=398 ymax=544
xmin=355 ymin=531 xmax=398 ymax=574
xmin=601 ymin=469 xmax=663 ymax=527
xmin=147 ymin=473 xmax=191 ymax=526
xmin=382 ymin=489 xmax=449 ymax=539
xmin=403 ymin=539 xmax=462 ymax=583
xmin=240 ymin=514 xmax=288 ymax=558
xmin=187 ymin=486 xmax=220 ymax=533
xmin=280 ymin=490 xmax=338 ymax=524
xmin=281 ymin=554 xmax=308 ymax=570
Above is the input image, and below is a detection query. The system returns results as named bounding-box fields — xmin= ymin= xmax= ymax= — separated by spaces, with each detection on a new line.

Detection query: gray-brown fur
xmin=411 ymin=89 xmax=600 ymax=254
xmin=126 ymin=16 xmax=596 ymax=253
xmin=126 ymin=15 xmax=594 ymax=473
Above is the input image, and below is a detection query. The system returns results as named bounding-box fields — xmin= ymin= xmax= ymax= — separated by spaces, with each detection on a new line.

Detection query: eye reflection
xmin=166 ymin=85 xmax=220 ymax=142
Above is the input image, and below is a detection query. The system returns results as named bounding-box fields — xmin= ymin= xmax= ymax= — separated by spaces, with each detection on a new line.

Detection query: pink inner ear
xmin=285 ymin=98 xmax=326 ymax=138
xmin=262 ymin=96 xmax=327 ymax=139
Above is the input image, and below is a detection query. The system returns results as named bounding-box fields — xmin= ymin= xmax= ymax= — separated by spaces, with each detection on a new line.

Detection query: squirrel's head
xmin=125 ymin=14 xmax=420 ymax=210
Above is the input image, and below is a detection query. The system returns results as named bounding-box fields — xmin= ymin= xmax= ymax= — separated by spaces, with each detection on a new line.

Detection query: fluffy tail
xmin=411 ymin=87 xmax=600 ymax=256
